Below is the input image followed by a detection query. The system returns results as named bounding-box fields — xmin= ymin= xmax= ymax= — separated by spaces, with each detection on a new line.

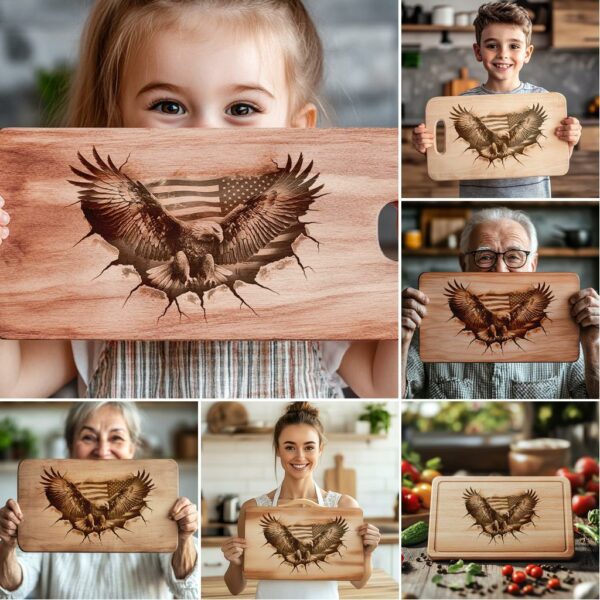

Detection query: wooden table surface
xmin=402 ymin=531 xmax=599 ymax=599
xmin=201 ymin=568 xmax=399 ymax=599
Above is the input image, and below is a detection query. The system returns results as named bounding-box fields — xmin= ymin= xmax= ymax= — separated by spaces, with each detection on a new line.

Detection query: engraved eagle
xmin=444 ymin=280 xmax=554 ymax=353
xmin=463 ymin=487 xmax=539 ymax=543
xmin=68 ymin=148 xmax=324 ymax=318
xmin=450 ymin=103 xmax=547 ymax=166
xmin=41 ymin=467 xmax=154 ymax=542
xmin=260 ymin=513 xmax=348 ymax=572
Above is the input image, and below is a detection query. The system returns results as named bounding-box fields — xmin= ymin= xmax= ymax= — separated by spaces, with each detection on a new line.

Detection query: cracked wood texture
xmin=18 ymin=459 xmax=178 ymax=552
xmin=427 ymin=477 xmax=574 ymax=560
xmin=418 ymin=272 xmax=580 ymax=363
xmin=0 ymin=128 xmax=397 ymax=340
xmin=426 ymin=93 xmax=569 ymax=181
xmin=244 ymin=504 xmax=364 ymax=580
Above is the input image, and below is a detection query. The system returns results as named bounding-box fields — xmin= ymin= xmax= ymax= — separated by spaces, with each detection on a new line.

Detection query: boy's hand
xmin=0 ymin=194 xmax=10 ymax=246
xmin=412 ymin=123 xmax=434 ymax=154
xmin=555 ymin=116 xmax=582 ymax=149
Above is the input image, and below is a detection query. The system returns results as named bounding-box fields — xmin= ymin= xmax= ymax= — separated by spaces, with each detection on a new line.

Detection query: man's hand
xmin=570 ymin=288 xmax=599 ymax=340
xmin=555 ymin=117 xmax=582 ymax=153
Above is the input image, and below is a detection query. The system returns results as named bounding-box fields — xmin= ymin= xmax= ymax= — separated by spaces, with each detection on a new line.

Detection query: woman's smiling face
xmin=276 ymin=424 xmax=322 ymax=479
xmin=71 ymin=405 xmax=136 ymax=460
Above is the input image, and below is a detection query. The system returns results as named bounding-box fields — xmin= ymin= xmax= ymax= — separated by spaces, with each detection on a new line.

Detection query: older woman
xmin=0 ymin=402 xmax=198 ymax=599
xmin=402 ymin=207 xmax=599 ymax=399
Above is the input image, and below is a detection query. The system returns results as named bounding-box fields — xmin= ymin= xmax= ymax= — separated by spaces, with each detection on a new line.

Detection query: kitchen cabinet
xmin=552 ymin=0 xmax=599 ymax=48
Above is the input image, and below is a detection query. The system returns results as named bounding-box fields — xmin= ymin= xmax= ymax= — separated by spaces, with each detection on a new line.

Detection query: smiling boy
xmin=413 ymin=1 xmax=582 ymax=198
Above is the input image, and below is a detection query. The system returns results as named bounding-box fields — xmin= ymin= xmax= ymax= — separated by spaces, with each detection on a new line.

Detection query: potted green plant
xmin=0 ymin=417 xmax=17 ymax=461
xmin=358 ymin=403 xmax=391 ymax=435
xmin=13 ymin=428 xmax=38 ymax=460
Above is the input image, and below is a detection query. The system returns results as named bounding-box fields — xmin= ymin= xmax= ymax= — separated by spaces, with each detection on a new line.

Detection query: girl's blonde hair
xmin=66 ymin=0 xmax=324 ymax=127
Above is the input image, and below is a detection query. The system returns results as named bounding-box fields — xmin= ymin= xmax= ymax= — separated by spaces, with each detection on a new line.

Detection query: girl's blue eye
xmin=226 ymin=103 xmax=259 ymax=117
xmin=151 ymin=101 xmax=186 ymax=115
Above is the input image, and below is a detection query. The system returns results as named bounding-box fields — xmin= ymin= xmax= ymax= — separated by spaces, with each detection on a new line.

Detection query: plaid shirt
xmin=405 ymin=334 xmax=588 ymax=399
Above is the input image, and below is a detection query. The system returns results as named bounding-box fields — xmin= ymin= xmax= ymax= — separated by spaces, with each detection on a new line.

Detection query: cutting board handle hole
xmin=435 ymin=120 xmax=446 ymax=154
xmin=378 ymin=202 xmax=398 ymax=262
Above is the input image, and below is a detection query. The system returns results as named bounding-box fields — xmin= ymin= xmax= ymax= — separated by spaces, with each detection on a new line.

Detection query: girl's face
xmin=71 ymin=405 xmax=136 ymax=460
xmin=119 ymin=20 xmax=316 ymax=129
xmin=276 ymin=424 xmax=322 ymax=480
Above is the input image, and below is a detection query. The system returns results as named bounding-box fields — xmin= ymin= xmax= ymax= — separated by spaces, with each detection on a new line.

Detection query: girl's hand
xmin=0 ymin=499 xmax=23 ymax=548
xmin=358 ymin=523 xmax=380 ymax=555
xmin=555 ymin=116 xmax=582 ymax=149
xmin=0 ymin=195 xmax=10 ymax=246
xmin=170 ymin=497 xmax=198 ymax=543
xmin=221 ymin=537 xmax=247 ymax=566
xmin=412 ymin=123 xmax=434 ymax=154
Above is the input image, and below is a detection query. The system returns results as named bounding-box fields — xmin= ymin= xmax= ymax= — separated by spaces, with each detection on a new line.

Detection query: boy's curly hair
xmin=474 ymin=1 xmax=532 ymax=46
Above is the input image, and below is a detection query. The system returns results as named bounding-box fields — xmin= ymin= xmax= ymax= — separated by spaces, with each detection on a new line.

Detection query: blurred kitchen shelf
xmin=402 ymin=24 xmax=546 ymax=32
xmin=0 ymin=459 xmax=197 ymax=472
xmin=202 ymin=433 xmax=388 ymax=442
xmin=403 ymin=246 xmax=599 ymax=257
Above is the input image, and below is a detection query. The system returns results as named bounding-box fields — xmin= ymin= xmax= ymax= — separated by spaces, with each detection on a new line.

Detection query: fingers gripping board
xmin=17 ymin=459 xmax=179 ymax=552
xmin=243 ymin=503 xmax=365 ymax=580
xmin=0 ymin=128 xmax=397 ymax=340
xmin=427 ymin=476 xmax=574 ymax=560
xmin=425 ymin=93 xmax=569 ymax=181
xmin=418 ymin=272 xmax=580 ymax=363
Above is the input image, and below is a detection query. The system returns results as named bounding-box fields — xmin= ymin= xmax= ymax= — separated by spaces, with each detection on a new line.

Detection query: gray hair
xmin=64 ymin=401 xmax=142 ymax=452
xmin=459 ymin=207 xmax=539 ymax=253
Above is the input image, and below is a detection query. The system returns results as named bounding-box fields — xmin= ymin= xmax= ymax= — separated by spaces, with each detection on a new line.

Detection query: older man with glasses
xmin=401 ymin=207 xmax=599 ymax=399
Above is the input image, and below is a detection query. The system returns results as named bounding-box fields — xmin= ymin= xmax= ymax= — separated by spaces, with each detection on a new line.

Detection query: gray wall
xmin=0 ymin=0 xmax=398 ymax=127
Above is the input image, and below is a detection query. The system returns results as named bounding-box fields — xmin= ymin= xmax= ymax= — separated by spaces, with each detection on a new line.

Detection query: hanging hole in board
xmin=435 ymin=120 xmax=446 ymax=154
xmin=378 ymin=202 xmax=398 ymax=261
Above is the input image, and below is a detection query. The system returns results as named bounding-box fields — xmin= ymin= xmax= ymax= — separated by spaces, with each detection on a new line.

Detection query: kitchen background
xmin=0 ymin=401 xmax=198 ymax=506
xmin=401 ymin=200 xmax=599 ymax=290
xmin=200 ymin=400 xmax=399 ymax=590
xmin=401 ymin=0 xmax=599 ymax=197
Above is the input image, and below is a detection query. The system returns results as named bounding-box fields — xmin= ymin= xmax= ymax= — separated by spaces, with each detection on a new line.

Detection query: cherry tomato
xmin=402 ymin=493 xmax=421 ymax=514
xmin=585 ymin=479 xmax=599 ymax=498
xmin=556 ymin=467 xmax=585 ymax=492
xmin=502 ymin=565 xmax=514 ymax=576
xmin=402 ymin=460 xmax=420 ymax=483
xmin=411 ymin=483 xmax=432 ymax=509
xmin=419 ymin=468 xmax=442 ymax=484
xmin=547 ymin=577 xmax=560 ymax=590
xmin=574 ymin=456 xmax=599 ymax=481
xmin=572 ymin=493 xmax=597 ymax=517
xmin=512 ymin=570 xmax=526 ymax=584
xmin=522 ymin=584 xmax=534 ymax=595
xmin=530 ymin=566 xmax=543 ymax=579
xmin=525 ymin=564 xmax=536 ymax=575
xmin=507 ymin=583 xmax=520 ymax=595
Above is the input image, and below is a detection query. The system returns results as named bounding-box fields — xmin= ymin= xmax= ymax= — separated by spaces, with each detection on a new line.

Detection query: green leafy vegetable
xmin=589 ymin=509 xmax=599 ymax=527
xmin=447 ymin=559 xmax=464 ymax=573
xmin=449 ymin=581 xmax=463 ymax=590
xmin=425 ymin=457 xmax=443 ymax=470
xmin=465 ymin=562 xmax=483 ymax=575
xmin=431 ymin=574 xmax=442 ymax=585
xmin=465 ymin=573 xmax=475 ymax=586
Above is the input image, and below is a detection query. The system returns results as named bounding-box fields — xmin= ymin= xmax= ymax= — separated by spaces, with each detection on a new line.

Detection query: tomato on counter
xmin=402 ymin=460 xmax=420 ymax=483
xmin=402 ymin=493 xmax=421 ymax=514
xmin=411 ymin=483 xmax=432 ymax=509
xmin=419 ymin=469 xmax=441 ymax=484
xmin=556 ymin=467 xmax=586 ymax=491
xmin=572 ymin=493 xmax=597 ymax=517
xmin=575 ymin=456 xmax=599 ymax=481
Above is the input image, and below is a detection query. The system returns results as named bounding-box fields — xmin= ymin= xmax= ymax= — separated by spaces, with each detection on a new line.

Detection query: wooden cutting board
xmin=443 ymin=68 xmax=480 ymax=97
xmin=426 ymin=93 xmax=569 ymax=180
xmin=244 ymin=499 xmax=364 ymax=580
xmin=427 ymin=476 xmax=574 ymax=560
xmin=17 ymin=459 xmax=179 ymax=552
xmin=419 ymin=272 xmax=580 ymax=363
xmin=324 ymin=454 xmax=357 ymax=498
xmin=0 ymin=128 xmax=397 ymax=340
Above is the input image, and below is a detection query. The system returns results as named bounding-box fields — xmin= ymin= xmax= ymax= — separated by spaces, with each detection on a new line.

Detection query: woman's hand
xmin=0 ymin=499 xmax=23 ymax=548
xmin=170 ymin=497 xmax=198 ymax=543
xmin=221 ymin=536 xmax=247 ymax=566
xmin=0 ymin=195 xmax=10 ymax=246
xmin=358 ymin=522 xmax=380 ymax=555
xmin=412 ymin=123 xmax=434 ymax=155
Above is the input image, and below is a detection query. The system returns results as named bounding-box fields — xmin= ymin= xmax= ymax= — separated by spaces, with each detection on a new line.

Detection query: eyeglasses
xmin=466 ymin=249 xmax=531 ymax=269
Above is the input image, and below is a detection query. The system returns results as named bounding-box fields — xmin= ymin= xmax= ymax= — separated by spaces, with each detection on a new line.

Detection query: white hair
xmin=459 ymin=207 xmax=539 ymax=254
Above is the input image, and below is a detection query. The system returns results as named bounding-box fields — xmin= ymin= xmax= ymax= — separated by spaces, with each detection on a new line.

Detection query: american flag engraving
xmin=69 ymin=149 xmax=325 ymax=319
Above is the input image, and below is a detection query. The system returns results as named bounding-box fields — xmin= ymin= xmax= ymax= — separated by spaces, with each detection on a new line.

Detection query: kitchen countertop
xmin=402 ymin=530 xmax=599 ymax=599
xmin=201 ymin=568 xmax=399 ymax=599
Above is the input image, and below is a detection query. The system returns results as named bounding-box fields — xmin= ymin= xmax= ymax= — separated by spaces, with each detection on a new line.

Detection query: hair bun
xmin=285 ymin=401 xmax=319 ymax=418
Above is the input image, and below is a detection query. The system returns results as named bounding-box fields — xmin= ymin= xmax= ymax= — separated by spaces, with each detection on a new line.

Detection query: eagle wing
xmin=505 ymin=489 xmax=539 ymax=526
xmin=505 ymin=104 xmax=547 ymax=148
xmin=260 ymin=514 xmax=300 ymax=556
xmin=463 ymin=487 xmax=499 ymax=526
xmin=106 ymin=470 xmax=155 ymax=520
xmin=508 ymin=283 xmax=554 ymax=329
xmin=69 ymin=147 xmax=185 ymax=261
xmin=444 ymin=280 xmax=494 ymax=331
xmin=450 ymin=105 xmax=498 ymax=148
xmin=310 ymin=516 xmax=348 ymax=556
xmin=214 ymin=154 xmax=324 ymax=265
xmin=41 ymin=468 xmax=92 ymax=521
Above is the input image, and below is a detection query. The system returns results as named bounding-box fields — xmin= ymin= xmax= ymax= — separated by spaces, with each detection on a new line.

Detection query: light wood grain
xmin=243 ymin=504 xmax=364 ymax=580
xmin=18 ymin=459 xmax=178 ymax=552
xmin=324 ymin=455 xmax=356 ymax=499
xmin=419 ymin=272 xmax=580 ymax=363
xmin=427 ymin=476 xmax=574 ymax=560
xmin=426 ymin=93 xmax=569 ymax=181
xmin=0 ymin=128 xmax=397 ymax=340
